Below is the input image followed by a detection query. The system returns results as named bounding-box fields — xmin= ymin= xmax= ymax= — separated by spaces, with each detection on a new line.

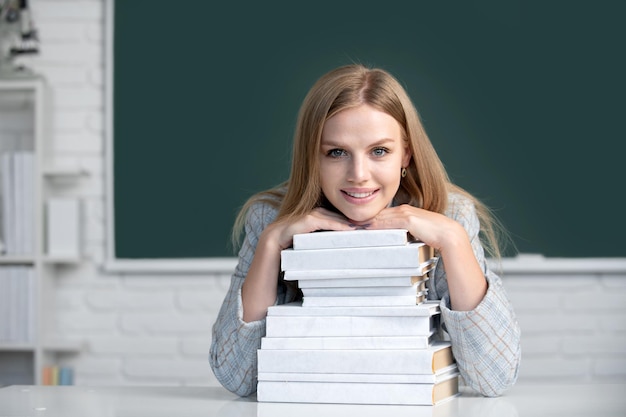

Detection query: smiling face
xmin=319 ymin=104 xmax=411 ymax=225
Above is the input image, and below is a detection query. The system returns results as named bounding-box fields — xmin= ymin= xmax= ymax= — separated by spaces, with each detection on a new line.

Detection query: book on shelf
xmin=256 ymin=372 xmax=459 ymax=405
xmin=1 ymin=152 xmax=14 ymax=254
xmin=0 ymin=266 xmax=34 ymax=343
xmin=281 ymin=242 xmax=434 ymax=271
xmin=293 ymin=229 xmax=413 ymax=250
xmin=46 ymin=198 xmax=81 ymax=258
xmin=41 ymin=366 xmax=74 ymax=386
xmin=257 ymin=341 xmax=454 ymax=375
xmin=261 ymin=331 xmax=437 ymax=350
xmin=21 ymin=152 xmax=35 ymax=255
xmin=0 ymin=151 xmax=35 ymax=255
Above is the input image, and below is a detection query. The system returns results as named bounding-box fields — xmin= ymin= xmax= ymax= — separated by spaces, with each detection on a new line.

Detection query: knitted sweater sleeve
xmin=430 ymin=194 xmax=522 ymax=396
xmin=209 ymin=202 xmax=279 ymax=397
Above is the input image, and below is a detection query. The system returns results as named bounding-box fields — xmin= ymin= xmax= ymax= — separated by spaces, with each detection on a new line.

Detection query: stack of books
xmin=257 ymin=229 xmax=460 ymax=406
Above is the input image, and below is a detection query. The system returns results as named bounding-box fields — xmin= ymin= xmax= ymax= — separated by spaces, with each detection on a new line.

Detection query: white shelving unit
xmin=0 ymin=76 xmax=84 ymax=385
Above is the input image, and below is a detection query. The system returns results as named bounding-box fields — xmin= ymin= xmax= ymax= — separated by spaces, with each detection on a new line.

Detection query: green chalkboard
xmin=112 ymin=1 xmax=625 ymax=259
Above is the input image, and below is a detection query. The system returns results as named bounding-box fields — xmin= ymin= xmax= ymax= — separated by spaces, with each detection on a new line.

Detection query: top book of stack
xmin=281 ymin=229 xmax=434 ymax=272
xmin=293 ymin=229 xmax=413 ymax=250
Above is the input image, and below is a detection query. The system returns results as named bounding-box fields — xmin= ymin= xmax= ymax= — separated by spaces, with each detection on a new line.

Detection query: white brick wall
xmin=3 ymin=0 xmax=625 ymax=387
xmin=503 ymin=273 xmax=626 ymax=382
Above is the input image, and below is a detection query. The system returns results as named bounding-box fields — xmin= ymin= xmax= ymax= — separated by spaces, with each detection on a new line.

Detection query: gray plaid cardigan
xmin=209 ymin=193 xmax=521 ymax=397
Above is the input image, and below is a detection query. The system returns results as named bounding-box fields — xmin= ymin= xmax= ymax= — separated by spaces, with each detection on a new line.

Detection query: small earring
xmin=401 ymin=167 xmax=407 ymax=178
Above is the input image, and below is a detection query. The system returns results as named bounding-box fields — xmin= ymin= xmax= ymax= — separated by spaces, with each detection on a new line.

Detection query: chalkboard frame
xmin=104 ymin=0 xmax=626 ymax=273
xmin=103 ymin=0 xmax=237 ymax=272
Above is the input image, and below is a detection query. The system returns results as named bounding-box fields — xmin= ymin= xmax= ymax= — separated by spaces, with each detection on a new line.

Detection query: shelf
xmin=0 ymin=255 xmax=36 ymax=265
xmin=42 ymin=255 xmax=82 ymax=265
xmin=42 ymin=166 xmax=89 ymax=180
xmin=0 ymin=341 xmax=83 ymax=353
xmin=0 ymin=343 xmax=36 ymax=352
xmin=42 ymin=339 xmax=83 ymax=353
xmin=0 ymin=75 xmax=84 ymax=386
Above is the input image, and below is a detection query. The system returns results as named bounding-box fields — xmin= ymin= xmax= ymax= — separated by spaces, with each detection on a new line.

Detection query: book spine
xmin=257 ymin=345 xmax=451 ymax=375
xmin=265 ymin=314 xmax=435 ymax=337
xmin=1 ymin=153 xmax=15 ymax=254
xmin=41 ymin=366 xmax=74 ymax=385
xmin=22 ymin=152 xmax=34 ymax=254
xmin=281 ymin=243 xmax=433 ymax=271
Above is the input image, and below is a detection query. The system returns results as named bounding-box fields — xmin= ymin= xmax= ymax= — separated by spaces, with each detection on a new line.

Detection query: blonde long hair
xmin=233 ymin=64 xmax=509 ymax=259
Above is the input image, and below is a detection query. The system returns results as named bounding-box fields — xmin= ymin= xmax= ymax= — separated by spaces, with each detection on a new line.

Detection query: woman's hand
xmin=269 ymin=207 xmax=355 ymax=250
xmin=241 ymin=207 xmax=354 ymax=322
xmin=364 ymin=205 xmax=463 ymax=253
xmin=366 ymin=204 xmax=488 ymax=311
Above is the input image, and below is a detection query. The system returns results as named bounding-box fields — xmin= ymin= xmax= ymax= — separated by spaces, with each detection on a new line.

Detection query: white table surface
xmin=0 ymin=383 xmax=624 ymax=417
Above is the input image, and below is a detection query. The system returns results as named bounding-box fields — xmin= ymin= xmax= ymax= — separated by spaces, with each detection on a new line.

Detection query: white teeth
xmin=346 ymin=191 xmax=373 ymax=198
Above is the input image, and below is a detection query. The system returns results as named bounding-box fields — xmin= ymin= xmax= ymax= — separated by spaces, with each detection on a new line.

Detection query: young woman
xmin=209 ymin=64 xmax=521 ymax=397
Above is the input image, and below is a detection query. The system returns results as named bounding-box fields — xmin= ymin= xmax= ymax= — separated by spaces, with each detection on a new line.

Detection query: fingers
xmin=273 ymin=208 xmax=355 ymax=249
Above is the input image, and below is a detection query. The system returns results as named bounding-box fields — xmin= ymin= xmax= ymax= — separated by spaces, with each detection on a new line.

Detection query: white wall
xmin=5 ymin=0 xmax=625 ymax=386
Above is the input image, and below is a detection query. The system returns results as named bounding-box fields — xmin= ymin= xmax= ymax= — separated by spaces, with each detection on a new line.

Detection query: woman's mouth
xmin=343 ymin=191 xmax=375 ymax=198
xmin=341 ymin=189 xmax=379 ymax=204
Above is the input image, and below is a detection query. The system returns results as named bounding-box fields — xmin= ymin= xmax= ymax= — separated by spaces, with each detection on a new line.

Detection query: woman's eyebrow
xmin=321 ymin=138 xmax=396 ymax=147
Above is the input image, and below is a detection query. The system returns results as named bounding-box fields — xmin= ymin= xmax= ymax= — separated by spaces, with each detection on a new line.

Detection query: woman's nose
xmin=347 ymin=156 xmax=370 ymax=183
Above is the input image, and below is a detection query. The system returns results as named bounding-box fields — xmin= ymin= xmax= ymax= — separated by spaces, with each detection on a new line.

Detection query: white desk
xmin=0 ymin=383 xmax=624 ymax=417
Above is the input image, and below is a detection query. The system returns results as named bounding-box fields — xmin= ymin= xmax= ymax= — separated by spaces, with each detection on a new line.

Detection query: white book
xmin=301 ymin=282 xmax=426 ymax=297
xmin=267 ymin=300 xmax=440 ymax=317
xmin=302 ymin=292 xmax=428 ymax=307
xmin=46 ymin=198 xmax=81 ymax=258
xmin=256 ymin=374 xmax=459 ymax=405
xmin=257 ymin=341 xmax=454 ymax=375
xmin=9 ymin=267 xmax=18 ymax=342
xmin=283 ymin=259 xmax=436 ymax=280
xmin=0 ymin=269 xmax=6 ymax=341
xmin=298 ymin=275 xmax=428 ymax=289
xmin=1 ymin=153 xmax=15 ymax=254
xmin=293 ymin=229 xmax=411 ymax=250
xmin=14 ymin=153 xmax=23 ymax=254
xmin=281 ymin=242 xmax=434 ymax=271
xmin=261 ymin=332 xmax=436 ymax=350
xmin=21 ymin=152 xmax=34 ymax=255
xmin=266 ymin=310 xmax=436 ymax=337
xmin=258 ymin=364 xmax=458 ymax=384
xmin=25 ymin=267 xmax=35 ymax=342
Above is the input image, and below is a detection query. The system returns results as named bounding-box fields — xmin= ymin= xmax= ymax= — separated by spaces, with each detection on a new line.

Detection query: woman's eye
xmin=327 ymin=149 xmax=347 ymax=158
xmin=372 ymin=147 xmax=389 ymax=157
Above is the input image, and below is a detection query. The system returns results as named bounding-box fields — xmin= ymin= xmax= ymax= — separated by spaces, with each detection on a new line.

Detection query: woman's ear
xmin=402 ymin=146 xmax=412 ymax=169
